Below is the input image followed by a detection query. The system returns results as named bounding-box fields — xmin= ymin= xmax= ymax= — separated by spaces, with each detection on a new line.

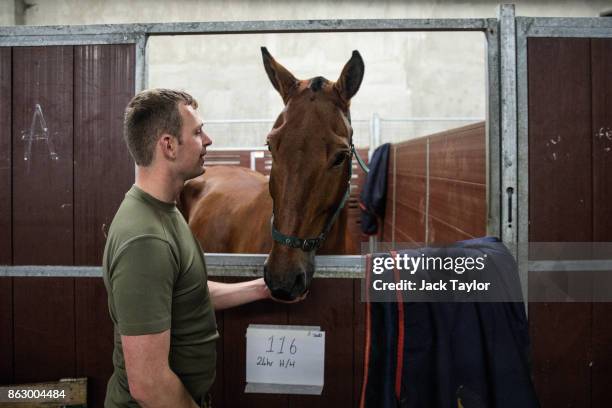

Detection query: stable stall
xmin=0 ymin=5 xmax=611 ymax=407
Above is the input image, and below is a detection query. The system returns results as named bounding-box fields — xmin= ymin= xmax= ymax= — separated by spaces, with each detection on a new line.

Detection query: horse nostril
xmin=271 ymin=289 xmax=293 ymax=301
xmin=293 ymin=272 xmax=305 ymax=292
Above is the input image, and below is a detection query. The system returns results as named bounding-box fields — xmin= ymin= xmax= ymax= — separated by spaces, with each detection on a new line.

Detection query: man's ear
xmin=158 ymin=133 xmax=178 ymax=160
xmin=261 ymin=47 xmax=298 ymax=104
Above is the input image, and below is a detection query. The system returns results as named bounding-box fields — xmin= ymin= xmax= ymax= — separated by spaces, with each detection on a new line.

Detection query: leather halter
xmin=270 ymin=113 xmax=370 ymax=252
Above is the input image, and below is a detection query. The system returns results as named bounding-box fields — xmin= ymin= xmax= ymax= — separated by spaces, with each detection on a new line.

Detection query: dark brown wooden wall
xmin=528 ymin=37 xmax=612 ymax=408
xmin=0 ymin=47 xmax=12 ymax=385
xmin=382 ymin=122 xmax=487 ymax=244
xmin=214 ymin=277 xmax=364 ymax=408
xmin=0 ymin=44 xmax=135 ymax=407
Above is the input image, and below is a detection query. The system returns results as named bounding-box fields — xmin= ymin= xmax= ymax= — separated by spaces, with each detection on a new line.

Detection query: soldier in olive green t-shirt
xmin=103 ymin=184 xmax=219 ymax=407
xmin=103 ymin=89 xmax=285 ymax=408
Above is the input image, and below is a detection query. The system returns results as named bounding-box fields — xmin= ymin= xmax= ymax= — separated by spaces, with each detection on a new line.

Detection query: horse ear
xmin=261 ymin=47 xmax=297 ymax=104
xmin=335 ymin=50 xmax=365 ymax=102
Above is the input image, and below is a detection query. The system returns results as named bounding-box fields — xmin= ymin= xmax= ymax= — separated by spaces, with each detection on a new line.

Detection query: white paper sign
xmin=245 ymin=324 xmax=325 ymax=394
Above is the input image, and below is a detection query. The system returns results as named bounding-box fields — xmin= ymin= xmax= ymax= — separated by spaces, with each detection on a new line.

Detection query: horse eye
xmin=332 ymin=152 xmax=348 ymax=167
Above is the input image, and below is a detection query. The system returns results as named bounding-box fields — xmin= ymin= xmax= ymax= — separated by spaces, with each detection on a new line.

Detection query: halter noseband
xmin=270 ymin=140 xmax=370 ymax=252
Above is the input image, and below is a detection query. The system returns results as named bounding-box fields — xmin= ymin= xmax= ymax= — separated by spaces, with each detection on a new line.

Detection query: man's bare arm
xmin=122 ymin=330 xmax=198 ymax=408
xmin=207 ymin=278 xmax=271 ymax=310
xmin=208 ymin=278 xmax=308 ymax=310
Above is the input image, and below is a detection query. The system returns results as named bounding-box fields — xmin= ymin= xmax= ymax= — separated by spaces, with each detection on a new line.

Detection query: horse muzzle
xmin=263 ymin=247 xmax=315 ymax=301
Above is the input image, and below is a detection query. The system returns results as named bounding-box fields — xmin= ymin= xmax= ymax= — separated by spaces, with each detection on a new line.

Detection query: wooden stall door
xmin=0 ymin=47 xmax=13 ymax=385
xmin=12 ymin=45 xmax=76 ymax=384
xmin=73 ymin=44 xmax=135 ymax=407
xmin=528 ymin=37 xmax=612 ymax=408
xmin=0 ymin=44 xmax=135 ymax=408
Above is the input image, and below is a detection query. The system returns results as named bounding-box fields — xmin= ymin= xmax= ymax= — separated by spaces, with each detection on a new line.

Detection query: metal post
xmin=499 ymin=4 xmax=526 ymax=305
xmin=485 ymin=14 xmax=501 ymax=240
xmin=498 ymin=4 xmax=518 ymax=248
xmin=369 ymin=113 xmax=381 ymax=160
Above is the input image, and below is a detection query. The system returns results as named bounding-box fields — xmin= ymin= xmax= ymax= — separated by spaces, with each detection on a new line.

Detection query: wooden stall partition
xmin=11 ymin=45 xmax=76 ymax=384
xmin=527 ymin=37 xmax=594 ymax=408
xmin=73 ymin=43 xmax=135 ymax=407
xmin=427 ymin=122 xmax=486 ymax=243
xmin=590 ymin=38 xmax=612 ymax=407
xmin=255 ymin=150 xmax=272 ymax=175
xmin=288 ymin=279 xmax=356 ymax=408
xmin=0 ymin=47 xmax=12 ymax=385
xmin=12 ymin=46 xmax=74 ymax=265
xmin=0 ymin=276 xmax=11 ymax=384
xmin=353 ymin=279 xmax=366 ymax=408
xmin=0 ymin=44 xmax=135 ymax=406
xmin=528 ymin=36 xmax=612 ymax=408
xmin=74 ymin=44 xmax=135 ymax=265
xmin=13 ymin=277 xmax=76 ymax=383
xmin=222 ymin=277 xmax=289 ymax=408
xmin=383 ymin=122 xmax=486 ymax=245
xmin=382 ymin=138 xmax=427 ymax=244
xmin=205 ymin=150 xmax=251 ymax=168
xmin=0 ymin=47 xmax=10 ymax=265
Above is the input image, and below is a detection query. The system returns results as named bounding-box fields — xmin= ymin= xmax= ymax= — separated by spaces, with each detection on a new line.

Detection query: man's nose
xmin=203 ymin=132 xmax=212 ymax=147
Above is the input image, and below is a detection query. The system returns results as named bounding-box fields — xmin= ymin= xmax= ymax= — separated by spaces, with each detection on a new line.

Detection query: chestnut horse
xmin=180 ymin=48 xmax=365 ymax=300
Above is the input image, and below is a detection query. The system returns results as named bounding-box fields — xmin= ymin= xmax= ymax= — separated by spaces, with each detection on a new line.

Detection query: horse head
xmin=261 ymin=47 xmax=364 ymax=301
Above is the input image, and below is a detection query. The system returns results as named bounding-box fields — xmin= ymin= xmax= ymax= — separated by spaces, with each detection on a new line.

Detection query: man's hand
xmin=208 ymin=278 xmax=307 ymax=310
xmin=122 ymin=330 xmax=198 ymax=408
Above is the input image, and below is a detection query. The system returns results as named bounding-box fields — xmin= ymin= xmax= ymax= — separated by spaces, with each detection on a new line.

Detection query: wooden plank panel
xmin=427 ymin=216 xmax=473 ymax=244
xmin=0 ymin=277 xmax=12 ymax=384
xmin=222 ymin=277 xmax=288 ymax=408
xmin=0 ymin=47 xmax=11 ymax=265
xmin=528 ymin=302 xmax=592 ymax=407
xmin=74 ymin=278 xmax=113 ymax=408
xmin=591 ymin=38 xmax=612 ymax=408
xmin=13 ymin=277 xmax=76 ymax=383
xmin=527 ymin=37 xmax=592 ymax=408
xmin=394 ymin=202 xmax=425 ymax=244
xmin=353 ymin=279 xmax=365 ymax=408
xmin=393 ymin=139 xmax=426 ymax=243
xmin=428 ymin=178 xmax=486 ymax=239
xmin=288 ymin=279 xmax=354 ymax=408
xmin=74 ymin=44 xmax=135 ymax=266
xmin=382 ymin=147 xmax=395 ymax=243
xmin=12 ymin=46 xmax=74 ymax=265
xmin=528 ymin=38 xmax=592 ymax=242
xmin=205 ymin=151 xmax=251 ymax=168
xmin=395 ymin=138 xmax=426 ymax=177
xmin=428 ymin=122 xmax=485 ymax=184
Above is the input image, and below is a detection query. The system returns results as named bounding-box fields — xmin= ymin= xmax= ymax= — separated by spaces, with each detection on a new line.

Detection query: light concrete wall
xmin=0 ymin=0 xmax=14 ymax=26
xmin=2 ymin=0 xmax=609 ymax=146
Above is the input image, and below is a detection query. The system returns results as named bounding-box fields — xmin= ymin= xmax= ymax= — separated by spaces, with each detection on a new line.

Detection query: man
xmin=102 ymin=89 xmax=291 ymax=408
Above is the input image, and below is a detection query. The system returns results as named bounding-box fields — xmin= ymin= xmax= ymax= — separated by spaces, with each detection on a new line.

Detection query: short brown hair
xmin=124 ymin=88 xmax=198 ymax=166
